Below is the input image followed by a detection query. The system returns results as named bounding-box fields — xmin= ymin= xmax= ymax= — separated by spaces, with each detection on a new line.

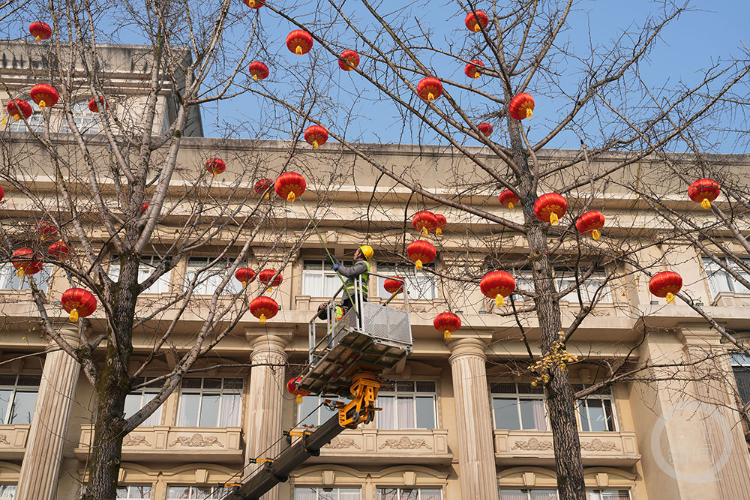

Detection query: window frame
xmin=574 ymin=384 xmax=618 ymax=432
xmin=555 ymin=267 xmax=612 ymax=304
xmin=702 ymin=256 xmax=750 ymax=297
xmin=297 ymin=393 xmax=340 ymax=428
xmin=116 ymin=484 xmax=152 ymax=499
xmin=301 ymin=259 xmax=353 ymax=298
xmin=376 ymin=487 xmax=443 ymax=500
xmin=8 ymin=100 xmax=44 ymax=133
xmin=60 ymin=99 xmax=101 ymax=135
xmin=0 ymin=263 xmax=53 ymax=293
xmin=176 ymin=377 xmax=244 ymax=428
xmin=0 ymin=484 xmax=16 ymax=499
xmin=730 ymin=353 xmax=750 ymax=407
xmin=184 ymin=256 xmax=241 ymax=296
xmin=166 ymin=485 xmax=229 ymax=499
xmin=124 ymin=377 xmax=163 ymax=427
xmin=375 ymin=380 xmax=438 ymax=430
xmin=490 ymin=382 xmax=548 ymax=431
xmin=0 ymin=374 xmax=41 ymax=425
xmin=498 ymin=489 xmax=631 ymax=500
xmin=376 ymin=263 xmax=437 ymax=300
xmin=293 ymin=487 xmax=362 ymax=500
xmin=109 ymin=255 xmax=172 ymax=294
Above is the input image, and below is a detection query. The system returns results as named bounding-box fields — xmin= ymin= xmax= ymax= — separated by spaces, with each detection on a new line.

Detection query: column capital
xmin=676 ymin=323 xmax=723 ymax=347
xmin=50 ymin=322 xmax=82 ymax=349
xmin=245 ymin=328 xmax=292 ymax=347
xmin=448 ymin=337 xmax=488 ymax=363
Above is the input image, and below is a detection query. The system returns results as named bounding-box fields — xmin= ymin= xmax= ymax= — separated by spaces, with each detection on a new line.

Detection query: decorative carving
xmin=325 ymin=437 xmax=360 ymax=450
xmin=0 ymin=434 xmax=9 ymax=445
xmin=379 ymin=436 xmax=431 ymax=450
xmin=512 ymin=438 xmax=554 ymax=451
xmin=123 ymin=434 xmax=151 ymax=447
xmin=580 ymin=438 xmax=619 ymax=452
xmin=170 ymin=434 xmax=224 ymax=448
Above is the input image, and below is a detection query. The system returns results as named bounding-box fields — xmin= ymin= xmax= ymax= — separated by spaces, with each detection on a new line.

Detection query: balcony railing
xmin=0 ymin=424 xmax=30 ymax=460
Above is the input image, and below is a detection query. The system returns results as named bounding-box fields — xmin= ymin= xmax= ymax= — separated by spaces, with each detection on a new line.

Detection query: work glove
xmin=331 ymin=263 xmax=340 ymax=271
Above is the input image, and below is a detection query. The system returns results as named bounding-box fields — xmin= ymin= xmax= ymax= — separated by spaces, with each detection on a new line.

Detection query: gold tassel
xmin=13 ymin=114 xmax=20 ymax=121
xmin=436 ymin=228 xmax=442 ymax=235
xmin=260 ymin=314 xmax=266 ymax=324
xmin=701 ymin=199 xmax=711 ymax=209
xmin=39 ymin=101 xmax=46 ymax=109
xmin=286 ymin=192 xmax=296 ymax=202
xmin=415 ymin=260 xmax=423 ymax=271
xmin=421 ymin=227 xmax=428 ymax=236
xmin=253 ymin=74 xmax=258 ymax=80
xmin=296 ymin=46 xmax=303 ymax=55
xmin=508 ymin=202 xmax=514 ymax=210
xmin=526 ymin=108 xmax=533 ymax=119
xmin=264 ymin=193 xmax=269 ymax=200
xmin=427 ymin=92 xmax=435 ymax=102
xmin=495 ymin=295 xmax=504 ymax=307
xmin=69 ymin=309 xmax=79 ymax=322
xmin=16 ymin=269 xmax=24 ymax=278
xmin=248 ymin=0 xmax=255 ymax=6
xmin=666 ymin=293 xmax=675 ymax=304
xmin=592 ymin=229 xmax=601 ymax=240
xmin=474 ymin=73 xmax=480 ymax=79
xmin=35 ymin=35 xmax=41 ymax=41
xmin=296 ymin=394 xmax=303 ymax=403
xmin=313 ymin=140 xmax=319 ymax=149
xmin=550 ymin=213 xmax=559 ymax=225
xmin=474 ymin=24 xmax=481 ymax=32
xmin=444 ymin=330 xmax=451 ymax=340
xmin=213 ymin=171 xmax=218 ymax=177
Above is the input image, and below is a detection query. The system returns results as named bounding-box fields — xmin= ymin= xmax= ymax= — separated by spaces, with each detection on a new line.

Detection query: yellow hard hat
xmin=359 ymin=245 xmax=374 ymax=260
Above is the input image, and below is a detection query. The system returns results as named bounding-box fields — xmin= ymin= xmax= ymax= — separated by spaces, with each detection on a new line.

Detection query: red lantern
xmin=243 ymin=0 xmax=264 ymax=8
xmin=417 ymin=77 xmax=443 ymax=102
xmin=141 ymin=202 xmax=150 ymax=214
xmin=286 ymin=30 xmax=314 ymax=56
xmin=576 ymin=211 xmax=605 ymax=240
xmin=407 ymin=240 xmax=436 ymax=271
xmin=534 ymin=193 xmax=567 ymax=225
xmin=248 ymin=61 xmax=269 ymax=81
xmin=383 ymin=277 xmax=404 ymax=295
xmin=412 ymin=211 xmax=437 ymax=236
xmin=464 ymin=60 xmax=484 ymax=79
xmin=6 ymin=100 xmax=32 ymax=121
xmin=29 ymin=84 xmax=59 ymax=109
xmin=61 ymin=288 xmax=97 ymax=322
xmin=509 ymin=93 xmax=535 ymax=120
xmin=465 ymin=10 xmax=489 ymax=32
xmin=433 ymin=214 xmax=447 ymax=235
xmin=258 ymin=269 xmax=283 ymax=290
xmin=480 ymin=270 xmax=516 ymax=307
xmin=434 ymin=312 xmax=461 ymax=340
xmin=235 ymin=267 xmax=256 ymax=287
xmin=29 ymin=22 xmax=52 ymax=41
xmin=338 ymin=50 xmax=360 ymax=71
xmin=275 ymin=172 xmax=306 ymax=202
xmin=48 ymin=241 xmax=70 ymax=261
xmin=11 ymin=249 xmax=43 ymax=278
xmin=36 ymin=222 xmax=58 ymax=241
xmin=254 ymin=178 xmax=274 ymax=199
xmin=499 ymin=190 xmax=520 ymax=210
xmin=688 ymin=178 xmax=720 ymax=209
xmin=0 ymin=185 xmax=4 ymax=202
xmin=88 ymin=96 xmax=107 ymax=113
xmin=249 ymin=296 xmax=278 ymax=324
xmin=205 ymin=158 xmax=226 ymax=177
xmin=649 ymin=271 xmax=682 ymax=304
xmin=478 ymin=123 xmax=493 ymax=137
xmin=304 ymin=125 xmax=328 ymax=149
xmin=287 ymin=376 xmax=311 ymax=403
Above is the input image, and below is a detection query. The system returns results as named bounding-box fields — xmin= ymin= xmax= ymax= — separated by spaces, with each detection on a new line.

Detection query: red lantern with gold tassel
xmin=478 ymin=123 xmax=493 ymax=137
xmin=254 ymin=178 xmax=274 ymax=199
xmin=205 ymin=158 xmax=226 ymax=177
xmin=61 ymin=288 xmax=97 ymax=322
xmin=48 ymin=241 xmax=70 ymax=261
xmin=509 ymin=93 xmax=535 ymax=120
xmin=338 ymin=50 xmax=360 ymax=71
xmin=412 ymin=211 xmax=437 ymax=236
xmin=688 ymin=178 xmax=720 ymax=209
xmin=304 ymin=125 xmax=328 ymax=149
xmin=243 ymin=0 xmax=264 ymax=8
xmin=258 ymin=269 xmax=283 ymax=290
xmin=534 ymin=193 xmax=567 ymax=225
xmin=287 ymin=376 xmax=311 ymax=403
xmin=11 ymin=249 xmax=43 ymax=278
xmin=36 ymin=222 xmax=58 ymax=241
xmin=30 ymin=84 xmax=59 ymax=109
xmin=465 ymin=10 xmax=489 ymax=32
xmin=29 ymin=22 xmax=52 ymax=41
xmin=407 ymin=240 xmax=436 ymax=271
xmin=141 ymin=202 xmax=150 ymax=214
xmin=383 ymin=277 xmax=404 ymax=295
xmin=250 ymin=296 xmax=278 ymax=324
xmin=434 ymin=312 xmax=461 ymax=340
xmin=235 ymin=268 xmax=256 ymax=287
xmin=433 ymin=214 xmax=447 ymax=235
xmin=286 ymin=30 xmax=314 ymax=55
xmin=248 ymin=61 xmax=269 ymax=81
xmin=649 ymin=271 xmax=682 ymax=304
xmin=88 ymin=96 xmax=107 ymax=113
xmin=6 ymin=100 xmax=32 ymax=122
xmin=464 ymin=60 xmax=484 ymax=79
xmin=275 ymin=172 xmax=306 ymax=202
xmin=417 ymin=77 xmax=443 ymax=102
xmin=499 ymin=190 xmax=520 ymax=210
xmin=576 ymin=211 xmax=605 ymax=240
xmin=480 ymin=270 xmax=516 ymax=307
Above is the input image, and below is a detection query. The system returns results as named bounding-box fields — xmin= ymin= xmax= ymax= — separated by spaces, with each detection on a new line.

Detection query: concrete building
xmin=1 ymin=41 xmax=750 ymax=500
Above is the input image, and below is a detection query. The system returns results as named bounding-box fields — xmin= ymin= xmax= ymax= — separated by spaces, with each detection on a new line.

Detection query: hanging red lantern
xmin=464 ymin=60 xmax=484 ymax=79
xmin=465 ymin=10 xmax=489 ymax=32
xmin=338 ymin=50 xmax=360 ymax=71
xmin=499 ymin=190 xmax=520 ymax=210
xmin=383 ymin=277 xmax=404 ymax=295
xmin=412 ymin=211 xmax=438 ymax=236
xmin=407 ymin=240 xmax=436 ymax=271
xmin=88 ymin=96 xmax=107 ymax=113
xmin=304 ymin=125 xmax=328 ymax=149
xmin=434 ymin=312 xmax=461 ymax=340
xmin=254 ymin=178 xmax=274 ymax=199
xmin=576 ymin=211 xmax=605 ymax=240
xmin=242 ymin=0 xmax=264 ymax=8
xmin=6 ymin=100 xmax=32 ymax=122
xmin=29 ymin=22 xmax=52 ymax=41
xmin=258 ymin=269 xmax=283 ymax=290
xmin=534 ymin=193 xmax=567 ymax=225
xmin=286 ymin=30 xmax=314 ymax=55
xmin=11 ymin=249 xmax=43 ymax=278
xmin=480 ymin=270 xmax=516 ymax=307
xmin=250 ymin=296 xmax=278 ymax=324
xmin=509 ymin=93 xmax=535 ymax=120
xmin=287 ymin=376 xmax=311 ymax=403
xmin=417 ymin=77 xmax=443 ymax=102
xmin=433 ymin=214 xmax=447 ymax=235
xmin=248 ymin=61 xmax=269 ymax=80
xmin=275 ymin=172 xmax=306 ymax=202
xmin=29 ymin=84 xmax=59 ymax=109
xmin=235 ymin=267 xmax=256 ymax=287
xmin=0 ymin=185 xmax=4 ymax=202
xmin=205 ymin=158 xmax=226 ymax=177
xmin=141 ymin=202 xmax=150 ymax=215
xmin=688 ymin=178 xmax=720 ymax=209
xmin=36 ymin=222 xmax=58 ymax=241
xmin=61 ymin=288 xmax=97 ymax=322
xmin=649 ymin=271 xmax=682 ymax=304
xmin=478 ymin=123 xmax=493 ymax=137
xmin=48 ymin=241 xmax=71 ymax=261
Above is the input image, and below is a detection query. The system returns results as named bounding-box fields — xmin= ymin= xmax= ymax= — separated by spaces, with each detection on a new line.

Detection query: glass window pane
xmin=294 ymin=487 xmax=317 ymax=500
xmin=377 ymin=489 xmax=398 ymax=500
xmin=166 ymin=486 xmax=190 ymax=499
xmin=377 ymin=396 xmax=395 ymax=429
xmin=339 ymin=489 xmax=361 ymax=500
xmin=199 ymin=394 xmax=221 ymax=427
xmin=0 ymin=390 xmax=12 ymax=425
xmin=420 ymin=489 xmax=442 ymax=500
xmin=124 ymin=393 xmax=142 ymax=420
xmin=734 ymin=367 xmax=750 ymax=405
xmin=400 ymin=490 xmax=418 ymax=500
xmin=578 ymin=400 xmax=591 ymax=432
xmin=323 ymin=273 xmax=341 ymax=297
xmin=117 ymin=487 xmax=129 ymax=499
xmin=177 ymin=393 xmax=201 ymax=427
xmin=303 ymin=273 xmax=323 ymax=296
xmin=519 ymin=399 xmax=547 ymax=431
xmin=141 ymin=392 xmax=162 ymax=427
xmin=493 ymin=398 xmax=521 ymax=430
xmin=600 ymin=490 xmax=630 ymax=500
xmin=134 ymin=486 xmax=152 ymax=499
xmin=586 ymin=399 xmax=607 ymax=432
xmin=602 ymin=399 xmax=615 ymax=431
xmin=415 ymin=396 xmax=436 ymax=429
xmin=219 ymin=393 xmax=241 ymax=427
xmin=396 ymin=381 xmax=415 ymax=392
xmin=500 ymin=490 xmax=528 ymax=500
xmin=9 ymin=391 xmax=37 ymax=424
xmin=530 ymin=491 xmax=558 ymax=500
xmin=304 ymin=260 xmax=323 ymax=270
xmin=298 ymin=396 xmax=319 ymax=427
xmin=397 ymin=396 xmax=415 ymax=429
xmin=0 ymin=485 xmax=17 ymax=499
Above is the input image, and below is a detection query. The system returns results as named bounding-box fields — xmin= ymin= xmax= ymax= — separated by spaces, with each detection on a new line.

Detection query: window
xmin=302 ymin=259 xmax=352 ymax=297
xmin=0 ymin=264 xmax=52 ymax=293
xmin=184 ymin=257 xmax=241 ymax=295
xmin=0 ymin=375 xmax=40 ymax=425
xmin=117 ymin=485 xmax=151 ymax=499
xmin=124 ymin=377 xmax=162 ymax=427
xmin=8 ymin=101 xmax=43 ymax=133
xmin=0 ymin=485 xmax=15 ymax=499
xmin=177 ymin=378 xmax=243 ymax=427
xmin=377 ymin=488 xmax=442 ymax=500
xmin=109 ymin=255 xmax=172 ymax=294
xmin=166 ymin=486 xmax=229 ymax=499
xmin=574 ymin=384 xmax=617 ymax=432
xmin=294 ymin=488 xmax=361 ymax=500
xmin=703 ymin=257 xmax=750 ymax=297
xmin=556 ymin=268 xmax=612 ymax=304
xmin=731 ymin=353 xmax=750 ymax=406
xmin=499 ymin=490 xmax=557 ymax=500
xmin=588 ymin=491 xmax=630 ymax=500
xmin=510 ymin=270 xmax=534 ymax=302
xmin=376 ymin=381 xmax=436 ymax=430
xmin=298 ymin=394 xmax=339 ymax=427
xmin=376 ymin=263 xmax=436 ymax=300
xmin=491 ymin=382 xmax=547 ymax=431
xmin=60 ymin=99 xmax=100 ymax=134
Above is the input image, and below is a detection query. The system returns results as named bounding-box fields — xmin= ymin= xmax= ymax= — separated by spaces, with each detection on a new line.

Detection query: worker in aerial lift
xmin=331 ymin=245 xmax=373 ymax=311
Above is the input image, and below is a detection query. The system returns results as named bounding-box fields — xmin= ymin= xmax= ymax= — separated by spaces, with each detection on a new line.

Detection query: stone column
xmin=244 ymin=331 xmax=289 ymax=500
xmin=17 ymin=326 xmax=81 ymax=500
xmin=448 ymin=338 xmax=499 ymax=500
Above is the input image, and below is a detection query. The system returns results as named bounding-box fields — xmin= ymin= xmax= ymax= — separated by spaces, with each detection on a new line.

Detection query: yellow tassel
xmin=436 ymin=228 xmax=442 ymax=235
xmin=296 ymin=394 xmax=303 ymax=403
xmin=427 ymin=92 xmax=435 ymax=101
xmin=550 ymin=213 xmax=559 ymax=225
xmin=264 ymin=193 xmax=269 ymax=200
xmin=1 ymin=117 xmax=5 ymax=126
xmin=444 ymin=330 xmax=451 ymax=340
xmin=701 ymin=199 xmax=711 ymax=209
xmin=508 ymin=202 xmax=514 ymax=210
xmin=69 ymin=309 xmax=79 ymax=322
xmin=248 ymin=0 xmax=255 ymax=5
xmin=241 ymin=281 xmax=247 ymax=287
xmin=421 ymin=227 xmax=428 ymax=236
xmin=474 ymin=73 xmax=480 ymax=79
xmin=495 ymin=295 xmax=504 ymax=307
xmin=473 ymin=24 xmax=481 ymax=32
xmin=253 ymin=74 xmax=258 ymax=80
xmin=39 ymin=101 xmax=46 ymax=109
xmin=526 ymin=108 xmax=533 ymax=119
xmin=296 ymin=46 xmax=303 ymax=55
xmin=666 ymin=293 xmax=675 ymax=304
xmin=260 ymin=314 xmax=266 ymax=324
xmin=286 ymin=192 xmax=296 ymax=202
xmin=16 ymin=269 xmax=24 ymax=278
xmin=13 ymin=114 xmax=20 ymax=121
xmin=592 ymin=229 xmax=601 ymax=240
xmin=35 ymin=35 xmax=41 ymax=41
xmin=313 ymin=140 xmax=319 ymax=149
xmin=415 ymin=260 xmax=423 ymax=271
xmin=213 ymin=171 xmax=218 ymax=177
